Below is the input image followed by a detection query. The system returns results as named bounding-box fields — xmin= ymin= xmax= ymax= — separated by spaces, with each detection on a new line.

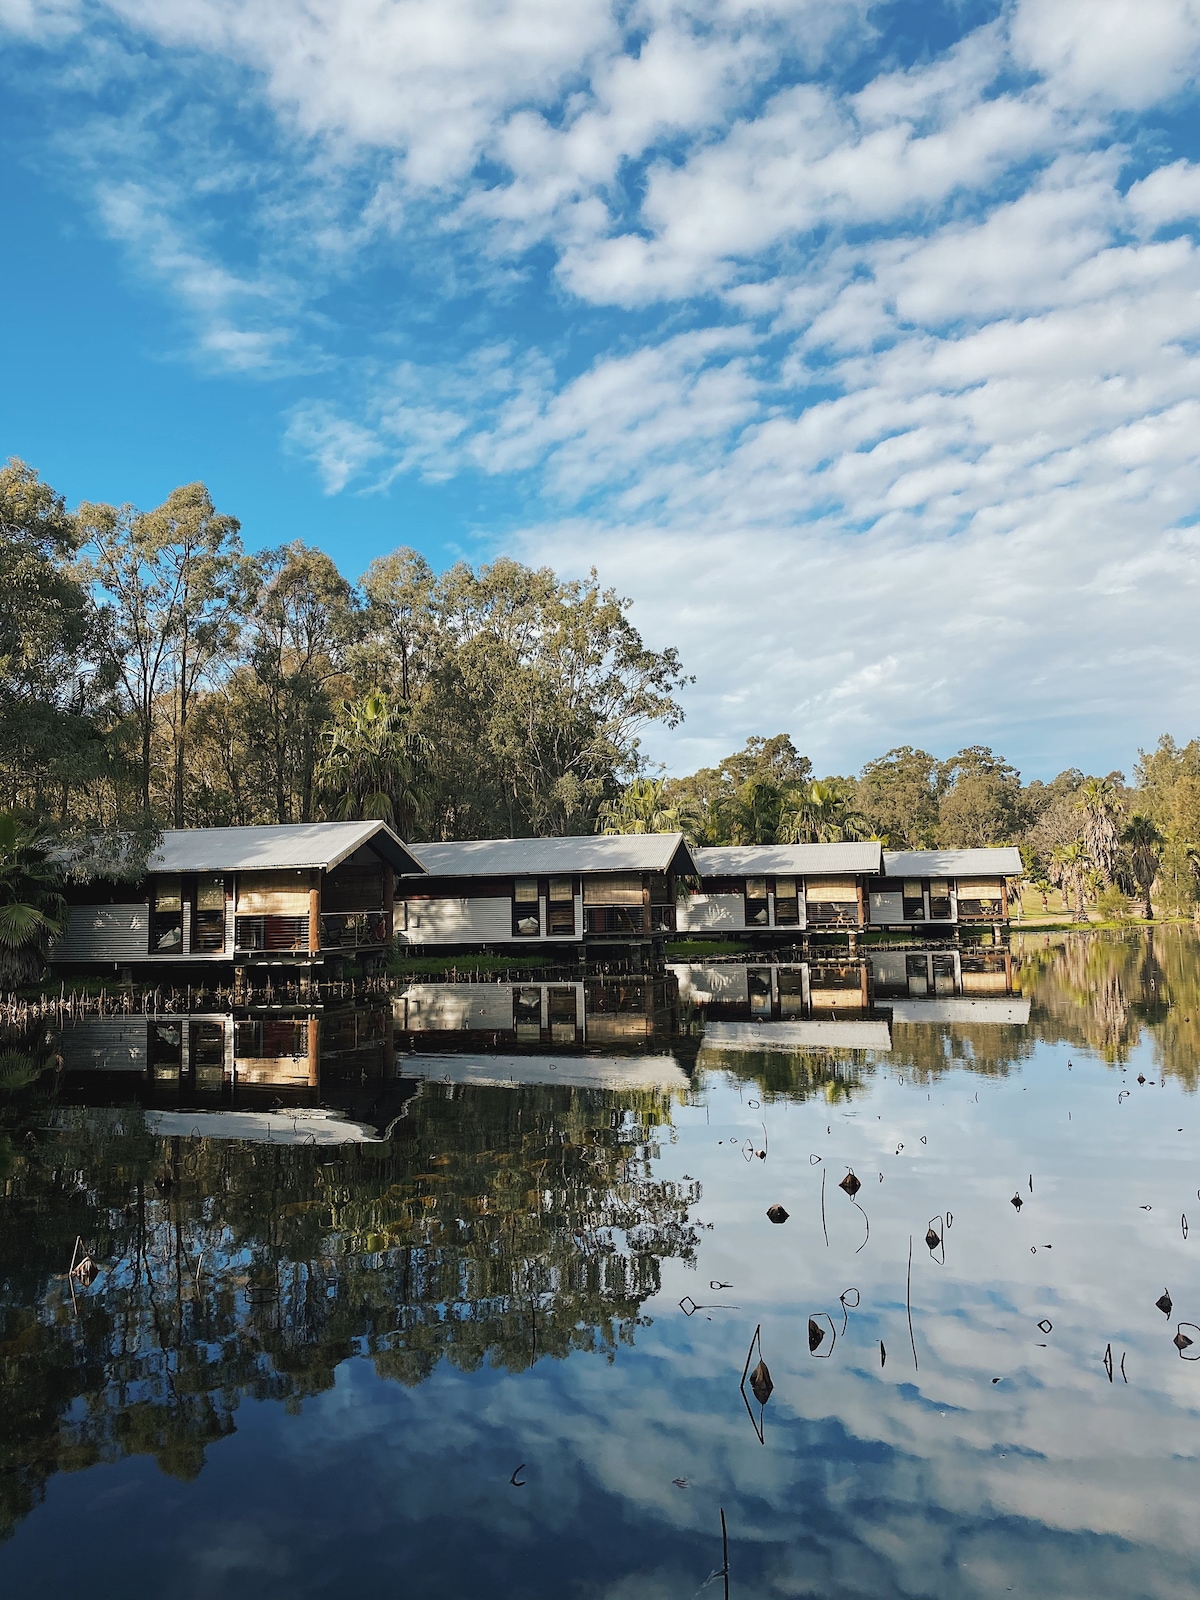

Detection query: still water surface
xmin=3 ymin=931 xmax=1200 ymax=1597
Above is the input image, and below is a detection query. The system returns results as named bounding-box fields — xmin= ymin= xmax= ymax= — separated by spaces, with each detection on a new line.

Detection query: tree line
xmin=0 ymin=457 xmax=686 ymax=844
xmin=2 ymin=453 xmax=1198 ymax=928
xmin=600 ymin=734 xmax=1200 ymax=919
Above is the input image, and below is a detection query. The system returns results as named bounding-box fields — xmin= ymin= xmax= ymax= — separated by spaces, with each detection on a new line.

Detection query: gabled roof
xmin=402 ymin=832 xmax=697 ymax=878
xmin=883 ymin=847 xmax=1023 ymax=878
xmin=692 ymin=842 xmax=883 ymax=876
xmin=149 ymin=822 xmax=424 ymax=876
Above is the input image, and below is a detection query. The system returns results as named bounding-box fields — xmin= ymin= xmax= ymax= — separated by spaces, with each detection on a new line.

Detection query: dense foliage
xmin=1 ymin=460 xmax=687 ymax=843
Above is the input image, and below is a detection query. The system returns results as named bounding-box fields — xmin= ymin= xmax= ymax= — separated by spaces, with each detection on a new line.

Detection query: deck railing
xmin=319 ymin=911 xmax=389 ymax=948
xmin=235 ymin=914 xmax=310 ymax=952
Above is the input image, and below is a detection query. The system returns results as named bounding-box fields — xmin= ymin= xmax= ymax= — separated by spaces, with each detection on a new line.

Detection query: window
xmin=192 ymin=875 xmax=225 ymax=952
xmin=514 ymin=985 xmax=541 ymax=1038
xmin=151 ymin=878 xmax=183 ymax=953
xmin=583 ymin=874 xmax=646 ymax=934
xmin=548 ymin=876 xmax=576 ymax=936
xmin=928 ymin=879 xmax=953 ymax=919
xmin=902 ymin=879 xmax=925 ymax=920
xmin=774 ymin=876 xmax=799 ymax=926
xmin=512 ymin=878 xmax=540 ymax=937
xmin=744 ymin=876 xmax=769 ymax=926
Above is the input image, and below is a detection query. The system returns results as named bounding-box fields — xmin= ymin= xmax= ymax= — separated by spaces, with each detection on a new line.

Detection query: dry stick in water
xmin=720 ymin=1507 xmax=730 ymax=1600
xmin=906 ymin=1235 xmax=918 ymax=1371
xmin=820 ymin=1168 xmax=829 ymax=1248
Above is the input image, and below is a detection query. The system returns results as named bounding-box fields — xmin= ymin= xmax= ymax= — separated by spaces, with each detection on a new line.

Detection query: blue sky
xmin=3 ymin=0 xmax=1200 ymax=781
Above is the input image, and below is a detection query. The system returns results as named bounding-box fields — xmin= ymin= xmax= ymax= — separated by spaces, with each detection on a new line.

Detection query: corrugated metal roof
xmin=403 ymin=833 xmax=696 ymax=877
xmin=883 ymin=848 xmax=1023 ymax=878
xmin=692 ymin=842 xmax=882 ymax=876
xmin=149 ymin=822 xmax=423 ymax=875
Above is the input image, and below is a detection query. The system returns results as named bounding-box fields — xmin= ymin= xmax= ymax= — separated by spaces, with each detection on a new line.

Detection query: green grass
xmin=662 ymin=938 xmax=753 ymax=957
xmin=385 ymin=951 xmax=555 ymax=977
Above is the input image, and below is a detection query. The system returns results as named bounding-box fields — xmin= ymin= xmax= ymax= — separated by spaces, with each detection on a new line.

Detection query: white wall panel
xmin=54 ymin=904 xmax=149 ymax=963
xmin=401 ymin=897 xmax=512 ymax=944
xmin=677 ymin=894 xmax=744 ymax=932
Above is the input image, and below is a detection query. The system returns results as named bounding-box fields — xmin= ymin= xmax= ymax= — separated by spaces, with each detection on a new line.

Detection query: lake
xmin=2 ymin=929 xmax=1200 ymax=1598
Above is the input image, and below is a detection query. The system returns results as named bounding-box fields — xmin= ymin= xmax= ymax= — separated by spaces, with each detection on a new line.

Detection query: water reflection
xmin=4 ymin=933 xmax=1200 ymax=1597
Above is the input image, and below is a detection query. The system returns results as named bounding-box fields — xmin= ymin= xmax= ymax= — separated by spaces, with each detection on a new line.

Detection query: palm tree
xmin=779 ymin=781 xmax=871 ymax=845
xmin=1030 ymin=874 xmax=1054 ymax=913
xmin=1075 ymin=777 xmax=1122 ymax=884
xmin=1122 ymin=813 xmax=1164 ymax=920
xmin=597 ymin=777 xmax=700 ymax=840
xmin=317 ymin=689 xmax=422 ymax=834
xmin=0 ymin=814 xmax=67 ymax=989
xmin=1050 ymin=838 xmax=1092 ymax=922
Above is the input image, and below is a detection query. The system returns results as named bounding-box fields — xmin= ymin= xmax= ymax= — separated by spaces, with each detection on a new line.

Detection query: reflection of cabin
xmin=680 ymin=844 xmax=882 ymax=936
xmin=672 ymin=960 xmax=872 ymax=1020
xmin=869 ymin=849 xmax=1022 ymax=931
xmin=57 ymin=1002 xmax=397 ymax=1099
xmin=53 ymin=822 xmax=423 ymax=972
xmin=396 ymin=834 xmax=697 ymax=950
xmin=395 ymin=976 xmax=673 ymax=1050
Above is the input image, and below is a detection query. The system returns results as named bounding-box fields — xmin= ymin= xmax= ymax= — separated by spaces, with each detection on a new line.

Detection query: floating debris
xmin=1038 ymin=1319 xmax=1053 ymax=1334
xmin=1176 ymin=1323 xmax=1200 ymax=1358
xmin=839 ymin=1287 xmax=860 ymax=1334
xmin=926 ymin=1226 xmax=942 ymax=1251
xmin=839 ymin=1170 xmax=861 ymax=1197
xmin=672 ymin=1478 xmax=688 ymax=1489
xmin=740 ymin=1326 xmax=769 ymax=1444
xmin=1138 ymin=1074 xmax=1146 ymax=1084
xmin=766 ymin=1204 xmax=789 ymax=1225
xmin=1103 ymin=1343 xmax=1114 ymax=1382
xmin=1011 ymin=1193 xmax=1023 ymax=1211
xmin=880 ymin=1340 xmax=887 ymax=1368
xmin=1157 ymin=1290 xmax=1173 ymax=1318
xmin=808 ymin=1312 xmax=837 ymax=1357
xmin=749 ymin=1359 xmax=774 ymax=1404
xmin=510 ymin=1464 xmax=527 ymax=1487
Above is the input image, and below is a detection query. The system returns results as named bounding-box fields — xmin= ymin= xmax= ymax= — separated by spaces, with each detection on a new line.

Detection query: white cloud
xmin=6 ymin=0 xmax=1200 ymax=772
xmin=1012 ymin=0 xmax=1200 ymax=110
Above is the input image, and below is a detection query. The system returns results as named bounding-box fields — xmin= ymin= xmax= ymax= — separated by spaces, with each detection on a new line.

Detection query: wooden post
xmin=307 ymin=1015 xmax=320 ymax=1088
xmin=384 ymin=864 xmax=394 ymax=942
xmin=309 ymin=880 xmax=320 ymax=956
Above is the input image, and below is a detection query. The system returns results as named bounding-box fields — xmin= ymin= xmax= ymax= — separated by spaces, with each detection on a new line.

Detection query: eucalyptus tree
xmin=79 ymin=483 xmax=244 ymax=824
xmin=240 ymin=543 xmax=361 ymax=823
xmin=0 ymin=460 xmax=110 ymax=817
xmin=856 ymin=746 xmax=942 ymax=847
xmin=937 ymin=747 xmax=1025 ymax=847
xmin=136 ymin=484 xmax=248 ymax=826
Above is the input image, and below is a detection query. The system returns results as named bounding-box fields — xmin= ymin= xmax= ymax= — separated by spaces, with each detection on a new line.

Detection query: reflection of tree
xmin=700 ymin=1048 xmax=869 ymax=1102
xmin=883 ymin=1024 xmax=1035 ymax=1081
xmin=1015 ymin=928 xmax=1200 ymax=1087
xmin=0 ymin=1083 xmax=698 ymax=1540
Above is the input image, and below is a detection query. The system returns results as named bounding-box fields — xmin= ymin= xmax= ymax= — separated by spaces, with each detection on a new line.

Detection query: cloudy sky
xmin=2 ymin=0 xmax=1199 ymax=780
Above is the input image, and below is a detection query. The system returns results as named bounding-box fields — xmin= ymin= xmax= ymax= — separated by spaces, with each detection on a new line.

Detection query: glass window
xmin=746 ymin=877 xmax=767 ymax=898
xmin=548 ymin=877 xmax=573 ymax=902
xmin=154 ymin=879 xmax=181 ymax=912
xmin=774 ymin=877 xmax=797 ymax=898
xmin=514 ymin=879 xmax=539 ymax=903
